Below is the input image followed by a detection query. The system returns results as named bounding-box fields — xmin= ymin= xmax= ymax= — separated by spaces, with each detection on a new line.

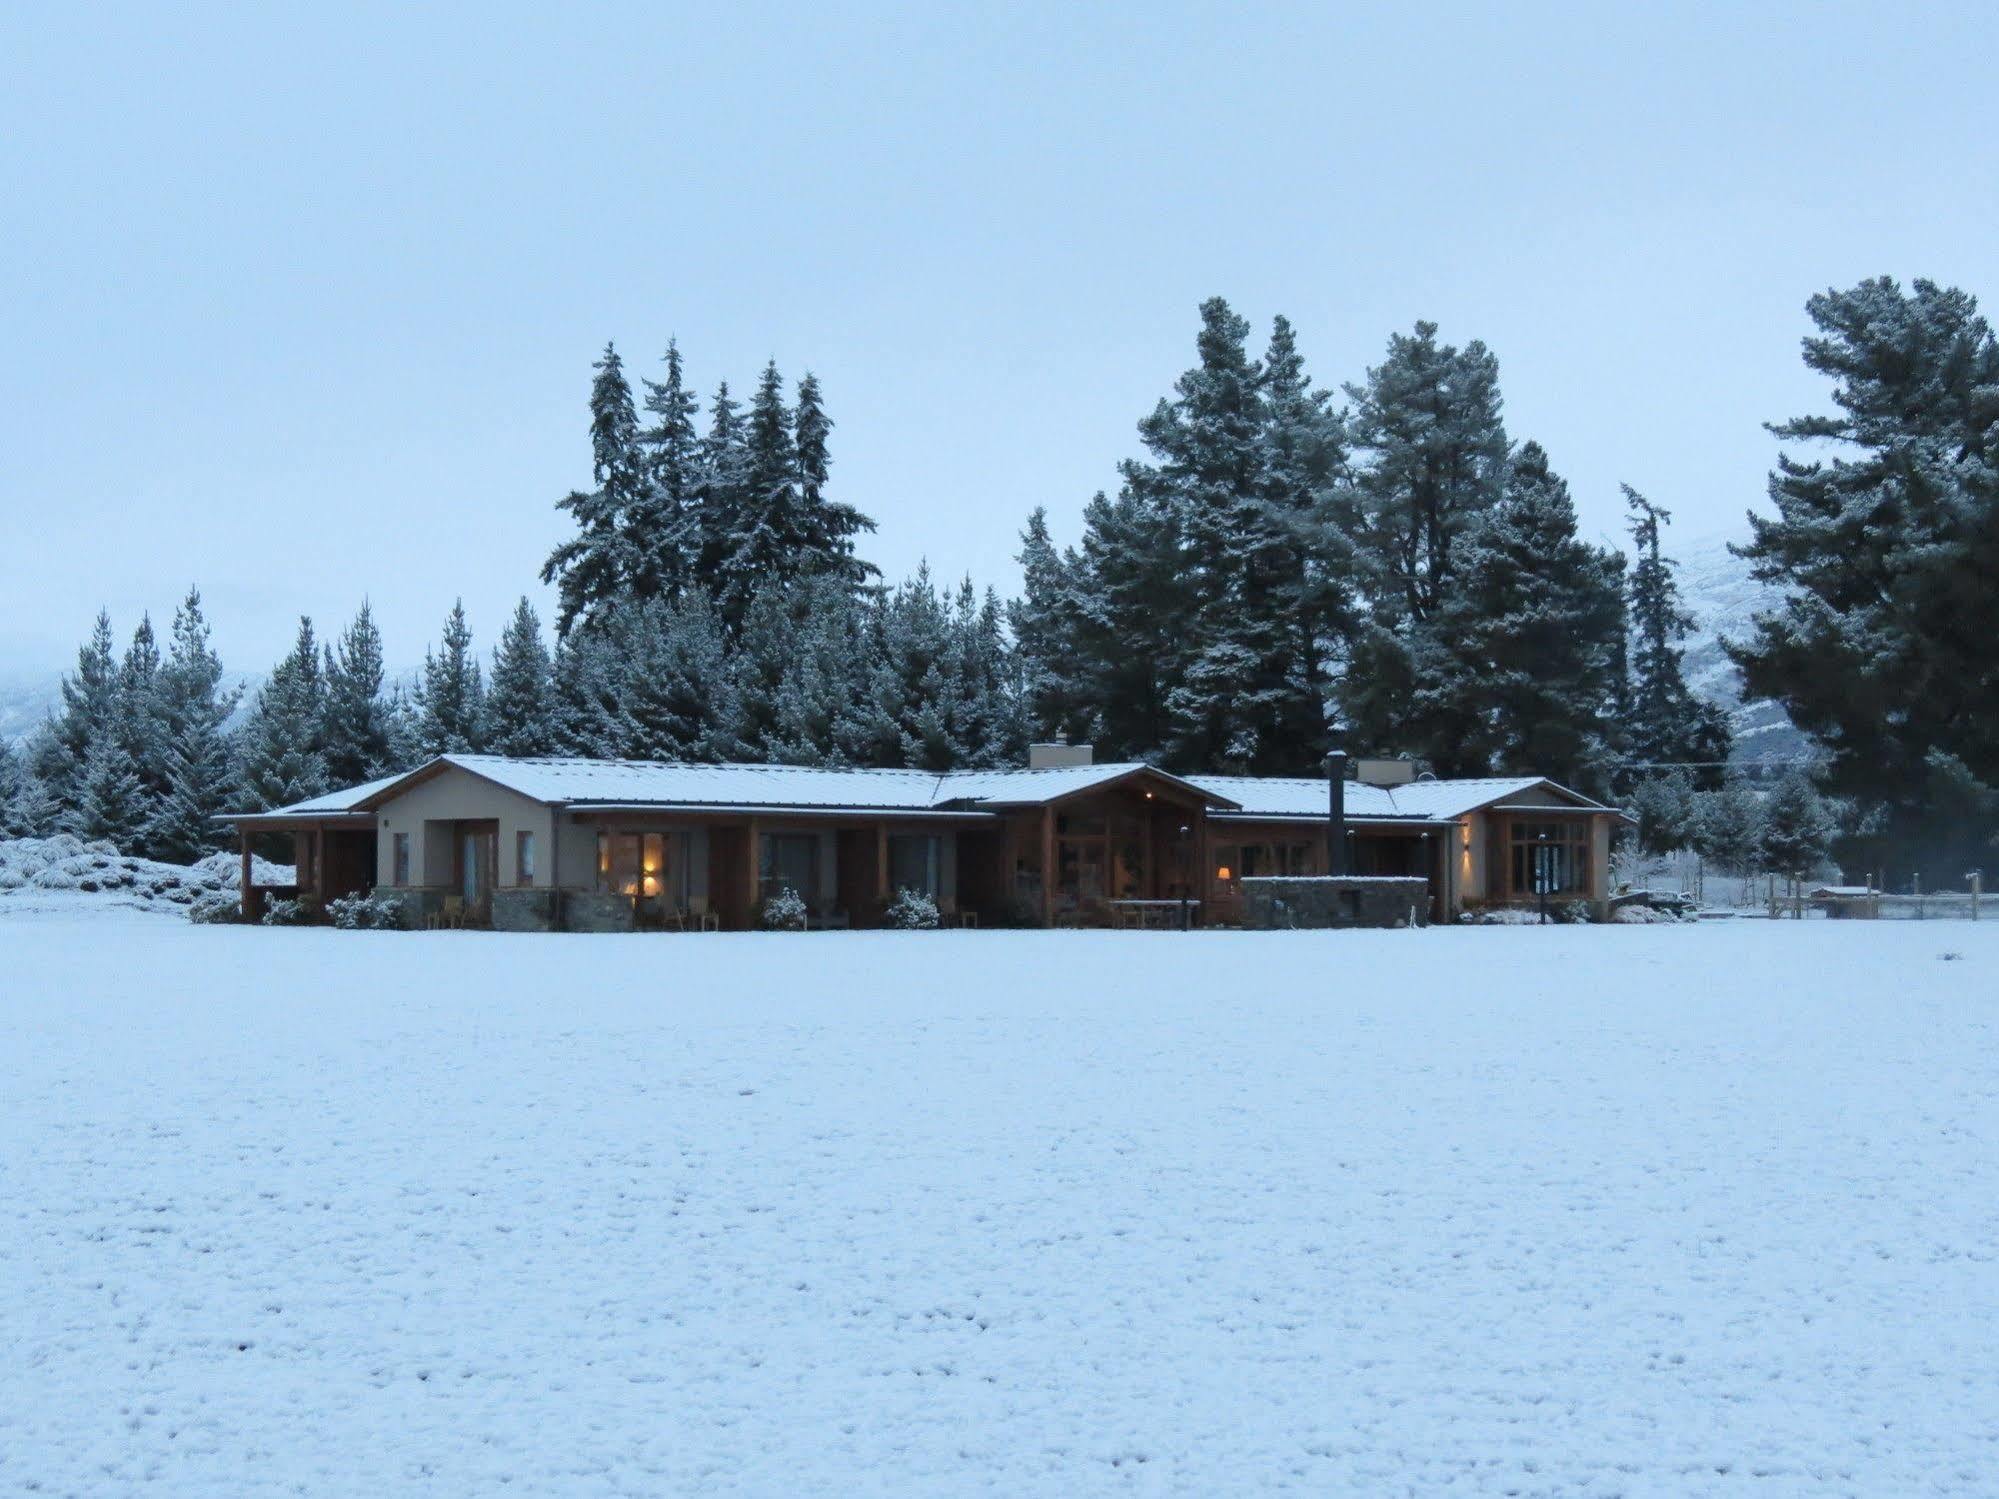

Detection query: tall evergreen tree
xmin=1394 ymin=443 xmax=1626 ymax=787
xmin=716 ymin=360 xmax=806 ymax=627
xmin=236 ymin=617 xmax=328 ymax=811
xmin=542 ymin=343 xmax=645 ymax=635
xmin=115 ymin=614 xmax=169 ymax=829
xmin=695 ymin=379 xmax=747 ymax=606
xmin=486 ymin=597 xmax=557 ymax=758
xmin=1729 ymin=276 xmax=1999 ymax=876
xmin=1345 ymin=321 xmax=1509 ymax=624
xmin=793 ymin=370 xmax=876 ymax=585
xmin=630 ymin=340 xmax=703 ymax=604
xmin=1624 ymin=485 xmax=1731 ymax=781
xmin=605 ymin=596 xmax=742 ymax=762
xmin=46 ymin=610 xmax=120 ymax=814
xmin=65 ymin=732 xmax=150 ymax=848
xmin=148 ymin=587 xmax=240 ymax=859
xmin=321 ymin=602 xmax=397 ymax=785
xmin=1759 ymin=768 xmax=1840 ymax=878
xmin=550 ymin=628 xmax=623 ymax=759
xmin=413 ymin=600 xmax=486 ymax=756
xmin=1008 ymin=508 xmax=1092 ymax=744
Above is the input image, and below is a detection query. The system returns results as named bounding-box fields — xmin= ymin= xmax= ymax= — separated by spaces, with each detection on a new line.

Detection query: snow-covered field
xmin=5 ymin=916 xmax=1997 ymax=1496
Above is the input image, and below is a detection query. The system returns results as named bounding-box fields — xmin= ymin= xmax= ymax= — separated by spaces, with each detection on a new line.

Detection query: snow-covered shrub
xmin=1553 ymin=900 xmax=1596 ymax=925
xmin=261 ymin=897 xmax=314 ymax=927
xmin=0 ymin=834 xmax=294 ymax=914
xmin=761 ymin=888 xmax=808 ymax=931
xmin=328 ymin=891 xmax=403 ymax=930
xmin=1457 ymin=906 xmax=1546 ymax=926
xmin=1612 ymin=904 xmax=1674 ymax=925
xmin=884 ymin=887 xmax=940 ymax=929
xmin=187 ymin=891 xmax=241 ymax=924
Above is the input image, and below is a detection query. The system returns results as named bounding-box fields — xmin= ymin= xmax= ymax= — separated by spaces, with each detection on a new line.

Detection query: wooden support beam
xmin=875 ymin=821 xmax=889 ymax=907
xmin=1040 ymin=806 xmax=1055 ymax=927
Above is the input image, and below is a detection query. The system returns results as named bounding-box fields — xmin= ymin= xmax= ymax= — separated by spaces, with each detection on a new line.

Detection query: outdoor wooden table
xmin=1104 ymin=898 xmax=1201 ymax=930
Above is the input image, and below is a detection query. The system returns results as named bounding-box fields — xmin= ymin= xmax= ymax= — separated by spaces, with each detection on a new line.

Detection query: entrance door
xmin=459 ymin=825 xmax=497 ymax=912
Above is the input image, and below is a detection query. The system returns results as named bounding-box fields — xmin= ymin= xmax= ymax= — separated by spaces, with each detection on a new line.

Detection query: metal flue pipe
xmin=1327 ymin=750 xmax=1348 ymax=877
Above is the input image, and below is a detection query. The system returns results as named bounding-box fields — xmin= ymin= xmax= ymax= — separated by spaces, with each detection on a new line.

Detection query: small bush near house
xmin=884 ymin=887 xmax=940 ymax=929
xmin=260 ymin=897 xmax=314 ymax=927
xmin=187 ymin=891 xmax=241 ymax=924
xmin=328 ymin=891 xmax=404 ymax=930
xmin=761 ymin=887 xmax=808 ymax=931
xmin=1553 ymin=900 xmax=1596 ymax=925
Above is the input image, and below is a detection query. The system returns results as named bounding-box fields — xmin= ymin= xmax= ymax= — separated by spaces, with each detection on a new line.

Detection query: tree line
xmin=4 ymin=277 xmax=1991 ymax=880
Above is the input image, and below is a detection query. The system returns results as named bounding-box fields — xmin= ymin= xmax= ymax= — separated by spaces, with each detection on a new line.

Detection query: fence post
xmin=1914 ymin=871 xmax=1923 ymax=920
xmin=1972 ymin=872 xmax=1982 ymax=922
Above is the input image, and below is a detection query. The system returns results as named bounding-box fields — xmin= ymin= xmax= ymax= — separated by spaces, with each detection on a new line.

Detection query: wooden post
xmin=745 ymin=817 xmax=760 ymax=922
xmin=1040 ymin=806 xmax=1055 ymax=927
xmin=1970 ymin=871 xmax=1981 ymax=921
xmin=239 ymin=830 xmax=252 ymax=919
xmin=875 ymin=821 xmax=889 ymax=908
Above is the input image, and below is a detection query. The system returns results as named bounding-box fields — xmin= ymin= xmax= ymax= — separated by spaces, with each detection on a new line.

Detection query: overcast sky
xmin=2 ymin=2 xmax=1994 ymax=673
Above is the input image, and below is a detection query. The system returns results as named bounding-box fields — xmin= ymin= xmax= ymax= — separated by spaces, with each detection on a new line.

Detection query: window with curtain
xmin=760 ymin=833 xmax=818 ymax=903
xmin=888 ymin=834 xmax=940 ymax=897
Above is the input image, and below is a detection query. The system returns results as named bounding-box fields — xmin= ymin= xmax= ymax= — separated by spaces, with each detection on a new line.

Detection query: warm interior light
xmin=1217 ymin=866 xmax=1232 ymax=881
xmin=642 ymin=876 xmax=659 ymax=897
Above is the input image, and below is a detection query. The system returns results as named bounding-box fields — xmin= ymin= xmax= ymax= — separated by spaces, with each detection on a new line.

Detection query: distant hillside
xmin=0 ymin=669 xmax=264 ymax=749
xmin=1674 ymin=534 xmax=1816 ymax=767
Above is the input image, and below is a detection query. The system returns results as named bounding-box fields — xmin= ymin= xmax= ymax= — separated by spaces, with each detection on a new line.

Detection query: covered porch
xmin=1205 ymin=818 xmax=1456 ymax=926
xmin=230 ymin=812 xmax=378 ymax=922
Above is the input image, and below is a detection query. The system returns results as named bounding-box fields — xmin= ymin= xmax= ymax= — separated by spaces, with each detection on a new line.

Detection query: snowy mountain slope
xmin=1674 ymin=533 xmax=1814 ymax=765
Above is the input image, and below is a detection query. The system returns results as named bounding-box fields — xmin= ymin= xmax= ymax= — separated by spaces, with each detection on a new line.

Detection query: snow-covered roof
xmin=222 ymin=771 xmax=408 ymax=821
xmin=1190 ymin=774 xmax=1605 ymax=823
xmin=238 ymin=756 xmax=1614 ymax=825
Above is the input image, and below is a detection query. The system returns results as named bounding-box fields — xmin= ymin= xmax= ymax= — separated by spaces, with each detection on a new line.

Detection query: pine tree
xmin=115 ymin=614 xmax=170 ymax=836
xmin=148 ymin=699 xmax=237 ymax=862
xmin=1729 ymin=276 xmax=1999 ymax=877
xmin=66 ymin=732 xmax=150 ymax=848
xmin=321 ymin=602 xmax=398 ymax=785
xmin=607 ymin=597 xmax=742 ymax=762
xmin=1399 ymin=443 xmax=1626 ymax=787
xmin=236 ymin=617 xmax=328 ymax=810
xmin=695 ymin=379 xmax=747 ymax=607
xmin=413 ymin=600 xmax=486 ymax=756
xmin=47 ymin=610 xmax=120 ymax=815
xmin=486 ymin=597 xmax=556 ymax=757
xmin=1008 ymin=508 xmax=1092 ymax=744
xmin=1630 ymin=768 xmax=1702 ymax=855
xmin=1624 ymin=485 xmax=1731 ymax=782
xmin=793 ymin=371 xmax=876 ymax=585
xmin=1695 ymin=778 xmax=1766 ymax=875
xmin=1346 ymin=321 xmax=1509 ymax=624
xmin=0 ymin=739 xmax=22 ymax=834
xmin=550 ymin=629 xmax=623 ymax=759
xmin=630 ymin=340 xmax=702 ymax=604
xmin=147 ymin=587 xmax=240 ymax=859
xmin=716 ymin=360 xmax=806 ymax=627
xmin=4 ymin=742 xmax=60 ymax=838
xmin=542 ymin=343 xmax=645 ymax=635
xmin=1759 ymin=768 xmax=1839 ymax=878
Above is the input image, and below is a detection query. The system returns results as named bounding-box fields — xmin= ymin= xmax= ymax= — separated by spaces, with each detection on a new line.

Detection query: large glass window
xmin=515 ymin=831 xmax=536 ymax=886
xmin=888 ymin=834 xmax=940 ymax=897
xmin=598 ymin=831 xmax=668 ymax=898
xmin=760 ymin=833 xmax=818 ymax=903
xmin=1508 ymin=820 xmax=1590 ymax=897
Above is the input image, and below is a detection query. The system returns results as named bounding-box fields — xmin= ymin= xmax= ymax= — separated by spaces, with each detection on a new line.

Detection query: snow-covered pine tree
xmin=0 ymin=738 xmax=22 ymax=833
xmin=606 ymin=596 xmax=741 ymax=762
xmin=1346 ymin=321 xmax=1509 ymax=624
xmin=44 ymin=610 xmax=120 ymax=816
xmin=65 ymin=731 xmax=150 ymax=848
xmin=485 ymin=597 xmax=556 ymax=758
xmin=1728 ymin=276 xmax=1999 ymax=878
xmin=1695 ymin=778 xmax=1765 ymax=876
xmin=542 ymin=344 xmax=645 ymax=635
xmin=1624 ymin=485 xmax=1731 ymax=783
xmin=793 ymin=371 xmax=876 ymax=586
xmin=694 ymin=379 xmax=747 ymax=606
xmin=320 ymin=602 xmax=398 ymax=785
xmin=146 ymin=587 xmax=241 ymax=860
xmin=115 ymin=614 xmax=171 ymax=846
xmin=1759 ymin=768 xmax=1839 ymax=879
xmin=947 ymin=582 xmax=1027 ymax=769
xmin=630 ymin=340 xmax=703 ymax=605
xmin=1008 ymin=509 xmax=1090 ymax=743
xmin=4 ymin=740 xmax=61 ymax=838
xmin=1400 ymin=443 xmax=1626 ymax=788
xmin=413 ymin=600 xmax=486 ymax=756
xmin=1629 ymin=768 xmax=1701 ymax=856
xmin=549 ymin=629 xmax=623 ymax=759
xmin=715 ymin=361 xmax=806 ymax=628
xmin=236 ymin=617 xmax=328 ymax=810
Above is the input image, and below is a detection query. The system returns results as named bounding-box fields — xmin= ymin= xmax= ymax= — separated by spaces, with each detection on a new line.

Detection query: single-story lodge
xmin=223 ymin=744 xmax=1627 ymax=930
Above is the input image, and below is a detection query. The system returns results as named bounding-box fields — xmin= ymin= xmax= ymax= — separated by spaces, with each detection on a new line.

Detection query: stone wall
xmin=492 ymin=888 xmax=559 ymax=933
xmin=1238 ymin=876 xmax=1430 ymax=930
xmin=373 ymin=886 xmax=444 ymax=931
xmin=560 ymin=891 xmax=637 ymax=934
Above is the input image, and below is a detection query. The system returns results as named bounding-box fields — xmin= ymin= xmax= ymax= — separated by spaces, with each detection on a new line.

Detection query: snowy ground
xmin=5 ymin=917 xmax=1997 ymax=1496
